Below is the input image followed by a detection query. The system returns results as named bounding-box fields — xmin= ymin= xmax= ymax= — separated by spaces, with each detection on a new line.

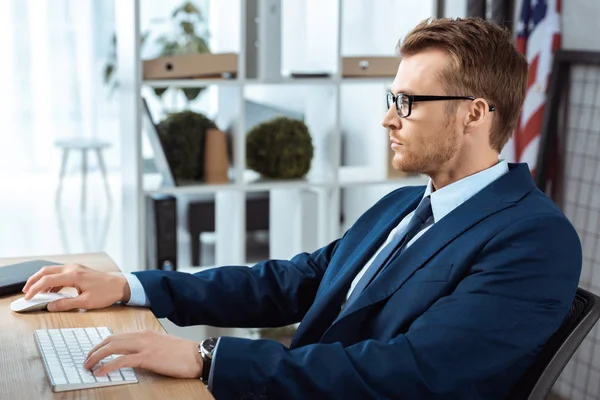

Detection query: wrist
xmin=118 ymin=275 xmax=131 ymax=303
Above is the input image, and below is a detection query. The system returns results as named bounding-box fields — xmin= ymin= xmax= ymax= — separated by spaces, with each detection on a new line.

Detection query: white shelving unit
xmin=115 ymin=0 xmax=433 ymax=273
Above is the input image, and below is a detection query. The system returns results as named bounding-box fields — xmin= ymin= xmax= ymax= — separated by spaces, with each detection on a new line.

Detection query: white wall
xmin=562 ymin=0 xmax=600 ymax=51
xmin=512 ymin=0 xmax=600 ymax=52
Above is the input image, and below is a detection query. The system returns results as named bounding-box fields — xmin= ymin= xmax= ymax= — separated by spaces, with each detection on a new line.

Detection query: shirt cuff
xmin=122 ymin=273 xmax=150 ymax=307
xmin=207 ymin=337 xmax=220 ymax=391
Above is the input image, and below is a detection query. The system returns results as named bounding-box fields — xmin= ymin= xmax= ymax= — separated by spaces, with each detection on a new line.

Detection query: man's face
xmin=382 ymin=48 xmax=463 ymax=175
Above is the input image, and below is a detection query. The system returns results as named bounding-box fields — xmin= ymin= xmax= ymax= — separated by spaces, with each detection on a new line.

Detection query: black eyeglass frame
xmin=387 ymin=92 xmax=496 ymax=118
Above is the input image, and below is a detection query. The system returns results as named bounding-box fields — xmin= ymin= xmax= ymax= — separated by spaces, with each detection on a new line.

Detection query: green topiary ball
xmin=157 ymin=110 xmax=217 ymax=183
xmin=246 ymin=117 xmax=314 ymax=179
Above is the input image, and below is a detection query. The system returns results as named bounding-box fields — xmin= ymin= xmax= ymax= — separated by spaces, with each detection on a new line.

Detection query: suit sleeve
xmin=208 ymin=214 xmax=582 ymax=400
xmin=132 ymin=236 xmax=343 ymax=328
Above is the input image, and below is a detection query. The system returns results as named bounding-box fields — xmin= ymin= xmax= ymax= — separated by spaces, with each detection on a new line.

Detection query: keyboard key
xmin=66 ymin=375 xmax=81 ymax=384
xmin=108 ymin=373 xmax=123 ymax=382
xmin=95 ymin=376 xmax=110 ymax=383
xmin=53 ymin=377 xmax=68 ymax=385
xmin=122 ymin=372 xmax=137 ymax=381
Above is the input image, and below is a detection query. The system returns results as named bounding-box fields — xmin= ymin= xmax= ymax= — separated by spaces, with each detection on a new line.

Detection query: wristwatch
xmin=199 ymin=337 xmax=218 ymax=383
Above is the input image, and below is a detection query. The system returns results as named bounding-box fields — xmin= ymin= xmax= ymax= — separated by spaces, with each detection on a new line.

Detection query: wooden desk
xmin=0 ymin=252 xmax=214 ymax=400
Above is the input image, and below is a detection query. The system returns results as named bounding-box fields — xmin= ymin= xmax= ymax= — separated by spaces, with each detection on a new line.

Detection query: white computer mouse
xmin=10 ymin=292 xmax=73 ymax=313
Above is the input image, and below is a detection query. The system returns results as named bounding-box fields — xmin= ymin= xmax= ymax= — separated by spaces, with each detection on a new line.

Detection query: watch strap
xmin=199 ymin=338 xmax=217 ymax=383
xmin=201 ymin=354 xmax=212 ymax=383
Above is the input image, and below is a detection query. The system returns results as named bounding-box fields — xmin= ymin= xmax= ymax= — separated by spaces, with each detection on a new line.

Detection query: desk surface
xmin=0 ymin=252 xmax=214 ymax=400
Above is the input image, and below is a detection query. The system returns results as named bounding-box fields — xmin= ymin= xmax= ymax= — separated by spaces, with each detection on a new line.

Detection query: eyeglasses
xmin=386 ymin=92 xmax=496 ymax=118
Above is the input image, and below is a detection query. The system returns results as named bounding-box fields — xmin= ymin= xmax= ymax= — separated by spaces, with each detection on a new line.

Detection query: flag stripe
xmin=513 ymin=0 xmax=561 ymax=174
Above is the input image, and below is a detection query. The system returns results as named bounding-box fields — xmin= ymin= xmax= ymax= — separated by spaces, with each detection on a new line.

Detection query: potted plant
xmin=156 ymin=110 xmax=229 ymax=184
xmin=246 ymin=117 xmax=314 ymax=180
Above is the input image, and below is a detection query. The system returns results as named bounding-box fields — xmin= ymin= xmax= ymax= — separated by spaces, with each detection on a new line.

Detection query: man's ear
xmin=463 ymin=98 xmax=491 ymax=130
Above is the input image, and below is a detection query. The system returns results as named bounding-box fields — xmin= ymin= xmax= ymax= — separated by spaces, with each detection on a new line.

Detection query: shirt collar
xmin=422 ymin=160 xmax=509 ymax=223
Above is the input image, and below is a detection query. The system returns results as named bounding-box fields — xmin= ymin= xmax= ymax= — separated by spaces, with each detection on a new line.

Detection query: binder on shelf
xmin=143 ymin=52 xmax=238 ymax=80
xmin=342 ymin=56 xmax=399 ymax=78
xmin=142 ymin=98 xmax=176 ymax=188
xmin=146 ymin=194 xmax=178 ymax=271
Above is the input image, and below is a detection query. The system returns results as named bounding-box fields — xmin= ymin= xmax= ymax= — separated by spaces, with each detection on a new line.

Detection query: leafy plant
xmin=246 ymin=117 xmax=314 ymax=179
xmin=156 ymin=110 xmax=218 ymax=183
xmin=103 ymin=1 xmax=211 ymax=102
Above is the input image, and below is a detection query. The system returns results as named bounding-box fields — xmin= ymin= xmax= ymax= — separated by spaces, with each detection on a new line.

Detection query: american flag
xmin=512 ymin=0 xmax=561 ymax=174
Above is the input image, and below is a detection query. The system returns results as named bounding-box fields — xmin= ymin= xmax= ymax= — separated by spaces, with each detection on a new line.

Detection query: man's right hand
xmin=21 ymin=264 xmax=131 ymax=312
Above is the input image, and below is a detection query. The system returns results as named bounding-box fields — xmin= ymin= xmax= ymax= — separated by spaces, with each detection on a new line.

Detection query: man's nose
xmin=382 ymin=106 xmax=401 ymax=131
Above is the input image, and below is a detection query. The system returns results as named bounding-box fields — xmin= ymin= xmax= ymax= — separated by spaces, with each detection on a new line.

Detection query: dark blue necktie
xmin=342 ymin=196 xmax=433 ymax=311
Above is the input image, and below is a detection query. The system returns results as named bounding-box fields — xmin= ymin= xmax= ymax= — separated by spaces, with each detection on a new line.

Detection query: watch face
xmin=202 ymin=337 xmax=218 ymax=354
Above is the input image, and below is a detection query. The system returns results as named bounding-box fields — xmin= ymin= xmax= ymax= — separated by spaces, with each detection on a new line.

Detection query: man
xmin=23 ymin=17 xmax=581 ymax=399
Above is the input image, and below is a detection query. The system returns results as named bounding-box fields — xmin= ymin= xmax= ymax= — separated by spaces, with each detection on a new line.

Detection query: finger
xmin=24 ymin=274 xmax=75 ymax=300
xmin=46 ymin=295 xmax=87 ymax=312
xmin=41 ymin=286 xmax=63 ymax=294
xmin=85 ymin=332 xmax=133 ymax=360
xmin=84 ymin=333 xmax=139 ymax=366
xmin=84 ymin=340 xmax=139 ymax=371
xmin=22 ymin=265 xmax=68 ymax=293
xmin=85 ymin=336 xmax=113 ymax=362
xmin=93 ymin=355 xmax=140 ymax=376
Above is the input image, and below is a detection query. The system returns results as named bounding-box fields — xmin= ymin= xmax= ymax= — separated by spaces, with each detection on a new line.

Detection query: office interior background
xmin=0 ymin=0 xmax=599 ymax=398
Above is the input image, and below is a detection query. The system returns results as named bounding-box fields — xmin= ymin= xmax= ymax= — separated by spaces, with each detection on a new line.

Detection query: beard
xmin=391 ymin=116 xmax=459 ymax=175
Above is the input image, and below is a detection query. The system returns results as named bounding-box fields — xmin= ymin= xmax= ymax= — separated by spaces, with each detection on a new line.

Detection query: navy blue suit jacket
xmin=133 ymin=163 xmax=582 ymax=399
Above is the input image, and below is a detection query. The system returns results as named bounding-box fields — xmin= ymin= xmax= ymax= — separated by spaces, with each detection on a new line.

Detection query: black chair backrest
xmin=509 ymin=287 xmax=600 ymax=400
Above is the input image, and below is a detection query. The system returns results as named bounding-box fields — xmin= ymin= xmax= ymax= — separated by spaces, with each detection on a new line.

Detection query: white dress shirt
xmin=345 ymin=160 xmax=509 ymax=300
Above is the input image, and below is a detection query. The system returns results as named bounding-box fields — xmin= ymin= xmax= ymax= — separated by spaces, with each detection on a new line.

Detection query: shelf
xmin=144 ymin=181 xmax=335 ymax=195
xmin=142 ymin=76 xmax=395 ymax=88
xmin=143 ymin=178 xmax=429 ymax=195
xmin=243 ymin=170 xmax=335 ymax=191
xmin=144 ymin=181 xmax=239 ymax=195
xmin=248 ymin=77 xmax=338 ymax=85
xmin=243 ymin=178 xmax=332 ymax=191
xmin=143 ymin=78 xmax=241 ymax=88
xmin=339 ymin=77 xmax=394 ymax=84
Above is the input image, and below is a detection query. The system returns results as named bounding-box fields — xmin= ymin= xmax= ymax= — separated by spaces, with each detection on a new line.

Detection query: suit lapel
xmin=290 ymin=189 xmax=424 ymax=348
xmin=326 ymin=163 xmax=535 ymax=331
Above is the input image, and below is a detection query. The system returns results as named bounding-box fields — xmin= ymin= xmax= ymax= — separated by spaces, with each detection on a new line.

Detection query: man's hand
xmin=21 ymin=264 xmax=131 ymax=311
xmin=83 ymin=330 xmax=203 ymax=379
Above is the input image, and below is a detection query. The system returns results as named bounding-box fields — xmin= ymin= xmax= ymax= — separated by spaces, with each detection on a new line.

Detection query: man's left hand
xmin=83 ymin=330 xmax=203 ymax=379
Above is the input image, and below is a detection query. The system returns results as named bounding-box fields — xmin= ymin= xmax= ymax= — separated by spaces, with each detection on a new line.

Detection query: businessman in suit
xmin=23 ymin=17 xmax=582 ymax=399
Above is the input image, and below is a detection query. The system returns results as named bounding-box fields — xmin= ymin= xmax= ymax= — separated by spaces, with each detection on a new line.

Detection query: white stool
xmin=55 ymin=138 xmax=111 ymax=211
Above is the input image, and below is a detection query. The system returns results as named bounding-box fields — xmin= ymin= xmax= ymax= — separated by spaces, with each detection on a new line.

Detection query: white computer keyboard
xmin=34 ymin=327 xmax=138 ymax=392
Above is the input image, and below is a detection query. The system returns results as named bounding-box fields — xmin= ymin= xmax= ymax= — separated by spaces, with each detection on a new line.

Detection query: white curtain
xmin=0 ymin=0 xmax=118 ymax=175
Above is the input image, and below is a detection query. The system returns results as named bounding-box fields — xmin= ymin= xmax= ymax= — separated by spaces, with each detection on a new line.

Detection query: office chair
xmin=509 ymin=287 xmax=600 ymax=400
